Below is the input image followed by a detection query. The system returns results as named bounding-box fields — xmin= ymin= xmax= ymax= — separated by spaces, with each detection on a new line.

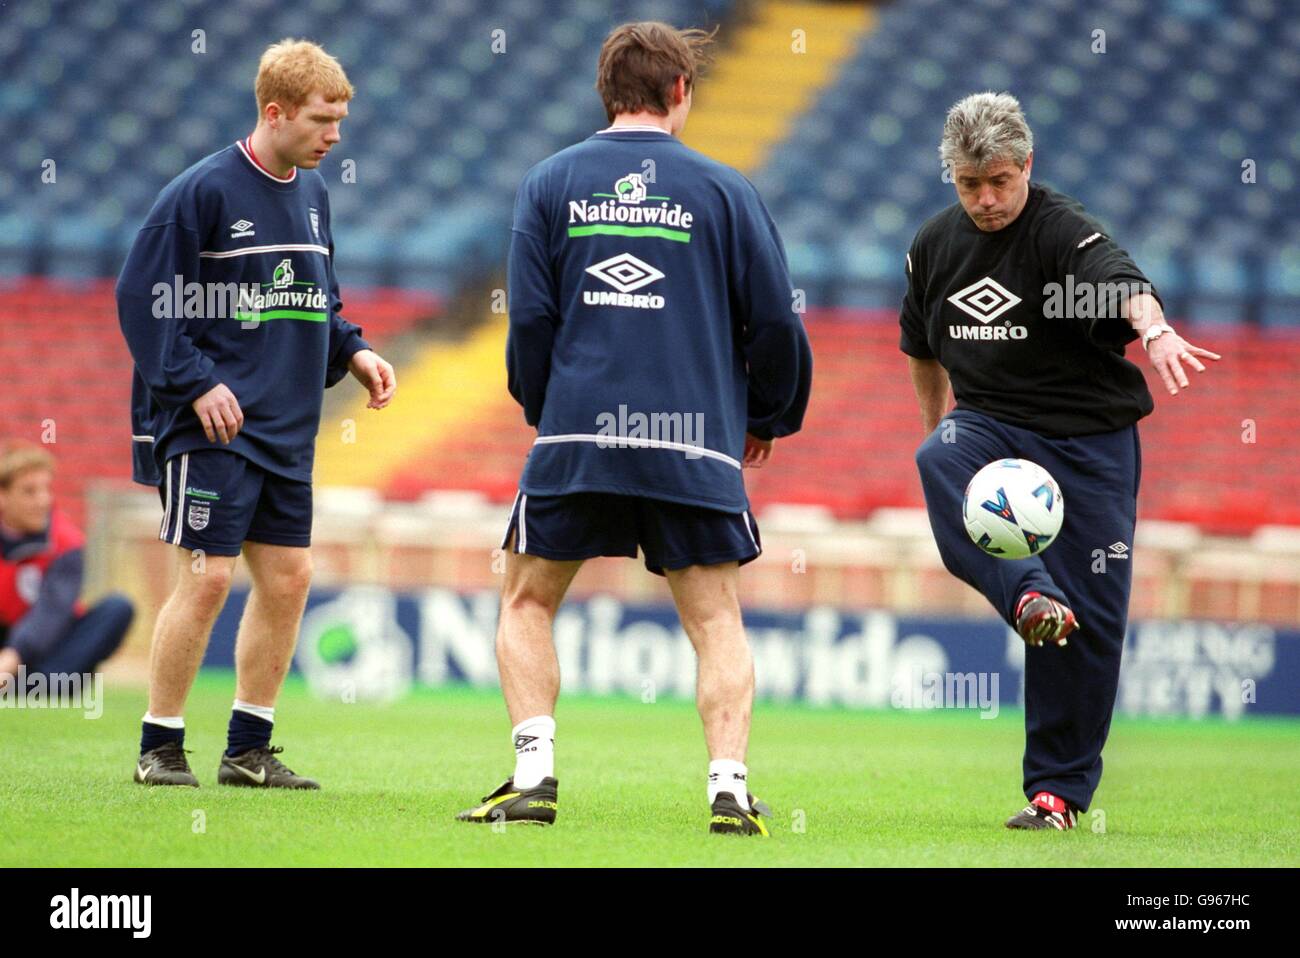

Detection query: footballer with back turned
xmin=116 ymin=40 xmax=396 ymax=789
xmin=455 ymin=21 xmax=812 ymax=835
xmin=902 ymin=92 xmax=1220 ymax=829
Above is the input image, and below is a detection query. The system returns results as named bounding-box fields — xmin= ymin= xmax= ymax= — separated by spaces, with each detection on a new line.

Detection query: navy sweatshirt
xmin=507 ymin=126 xmax=812 ymax=512
xmin=116 ymin=139 xmax=370 ymax=485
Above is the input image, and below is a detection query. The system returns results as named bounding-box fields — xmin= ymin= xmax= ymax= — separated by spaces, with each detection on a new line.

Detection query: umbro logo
xmin=1077 ymin=231 xmax=1102 ymax=249
xmin=585 ymin=252 xmax=664 ymax=293
xmin=1107 ymin=541 xmax=1130 ymax=559
xmin=230 ymin=219 xmax=255 ymax=238
xmin=514 ymin=734 xmax=539 ymax=751
xmin=947 ymin=276 xmax=1022 ymax=323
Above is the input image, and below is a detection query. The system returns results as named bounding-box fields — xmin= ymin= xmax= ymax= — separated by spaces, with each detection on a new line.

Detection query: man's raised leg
xmin=916 ymin=410 xmax=1069 ymax=627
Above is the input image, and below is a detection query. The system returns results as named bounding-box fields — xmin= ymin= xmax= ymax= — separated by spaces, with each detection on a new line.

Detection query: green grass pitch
xmin=3 ymin=671 xmax=1297 ymax=867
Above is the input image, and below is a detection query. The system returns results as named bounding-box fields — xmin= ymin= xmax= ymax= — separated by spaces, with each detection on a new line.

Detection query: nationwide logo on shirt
xmin=568 ymin=174 xmax=695 ymax=243
xmin=946 ymin=276 xmax=1029 ymax=341
xmin=234 ymin=258 xmax=329 ymax=323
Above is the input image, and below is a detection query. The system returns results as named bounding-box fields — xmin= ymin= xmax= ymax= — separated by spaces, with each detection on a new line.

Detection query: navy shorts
xmin=501 ymin=491 xmax=761 ymax=575
xmin=157 ymin=450 xmax=312 ymax=556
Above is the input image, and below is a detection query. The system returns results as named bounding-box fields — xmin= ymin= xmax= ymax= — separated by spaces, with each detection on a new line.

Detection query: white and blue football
xmin=962 ymin=458 xmax=1064 ymax=559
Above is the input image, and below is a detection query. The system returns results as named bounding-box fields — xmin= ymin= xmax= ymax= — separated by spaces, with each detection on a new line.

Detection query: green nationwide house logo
xmin=236 ymin=257 xmax=329 ymax=323
xmin=568 ymin=173 xmax=695 ymax=243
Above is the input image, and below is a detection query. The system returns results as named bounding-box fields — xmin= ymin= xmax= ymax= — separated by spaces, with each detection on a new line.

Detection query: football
xmin=962 ymin=458 xmax=1064 ymax=559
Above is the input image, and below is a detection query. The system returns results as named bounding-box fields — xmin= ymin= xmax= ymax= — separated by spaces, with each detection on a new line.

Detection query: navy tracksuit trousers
xmin=915 ymin=407 xmax=1141 ymax=811
xmin=26 ymin=594 xmax=134 ymax=679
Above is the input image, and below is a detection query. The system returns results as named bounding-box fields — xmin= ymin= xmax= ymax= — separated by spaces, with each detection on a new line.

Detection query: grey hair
xmin=939 ymin=91 xmax=1033 ymax=173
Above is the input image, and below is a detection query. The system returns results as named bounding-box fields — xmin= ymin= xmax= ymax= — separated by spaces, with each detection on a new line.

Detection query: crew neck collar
xmin=596 ymin=124 xmax=673 ymax=136
xmin=236 ymin=136 xmax=298 ymax=184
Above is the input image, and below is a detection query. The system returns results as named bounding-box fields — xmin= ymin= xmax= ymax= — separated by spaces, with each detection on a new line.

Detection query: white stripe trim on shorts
xmin=518 ymin=494 xmax=528 ymax=553
xmin=159 ymin=458 xmax=173 ymax=541
xmin=501 ymin=490 xmax=521 ymax=550
xmin=171 ymin=453 xmax=189 ymax=546
xmin=532 ymin=434 xmax=742 ymax=470
xmin=742 ymin=510 xmax=759 ymax=551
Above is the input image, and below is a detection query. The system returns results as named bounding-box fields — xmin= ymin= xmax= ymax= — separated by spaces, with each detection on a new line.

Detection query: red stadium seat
xmin=0 ymin=279 xmax=437 ymax=527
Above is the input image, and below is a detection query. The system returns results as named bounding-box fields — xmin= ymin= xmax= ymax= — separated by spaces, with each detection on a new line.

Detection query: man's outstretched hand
xmin=1146 ymin=329 xmax=1222 ymax=397
xmin=349 ymin=349 xmax=397 ymax=409
xmin=1129 ymin=292 xmax=1222 ymax=396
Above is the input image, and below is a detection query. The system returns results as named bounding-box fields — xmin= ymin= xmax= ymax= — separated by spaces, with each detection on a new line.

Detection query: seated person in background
xmin=0 ymin=441 xmax=134 ymax=690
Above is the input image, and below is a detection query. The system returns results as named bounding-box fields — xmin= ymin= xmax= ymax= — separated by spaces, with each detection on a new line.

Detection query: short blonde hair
xmin=0 ymin=440 xmax=54 ymax=489
xmin=255 ymin=39 xmax=354 ymax=117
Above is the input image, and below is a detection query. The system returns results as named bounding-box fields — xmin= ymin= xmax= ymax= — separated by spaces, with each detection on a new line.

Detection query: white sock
xmin=511 ymin=716 xmax=555 ymax=788
xmin=233 ymin=699 xmax=276 ymax=723
xmin=708 ymin=759 xmax=750 ymax=810
xmin=143 ymin=713 xmax=184 ymax=729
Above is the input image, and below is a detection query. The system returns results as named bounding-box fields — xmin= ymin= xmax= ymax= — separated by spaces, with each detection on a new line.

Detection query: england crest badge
xmin=187 ymin=502 xmax=211 ymax=531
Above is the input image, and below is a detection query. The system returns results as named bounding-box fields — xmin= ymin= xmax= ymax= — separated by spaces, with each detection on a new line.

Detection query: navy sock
xmin=141 ymin=720 xmax=184 ymax=755
xmin=226 ymin=708 xmax=273 ymax=757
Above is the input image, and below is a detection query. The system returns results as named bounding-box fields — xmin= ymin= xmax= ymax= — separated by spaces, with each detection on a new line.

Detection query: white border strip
xmin=532 ymin=434 xmax=741 ymax=470
xmin=199 ymin=243 xmax=330 ymax=259
xmin=518 ymin=494 xmax=528 ymax=553
xmin=596 ymin=124 xmax=671 ymax=135
xmin=235 ymin=138 xmax=297 ymax=182
xmin=501 ymin=490 xmax=521 ymax=550
xmin=171 ymin=453 xmax=189 ymax=545
xmin=159 ymin=458 xmax=173 ymax=541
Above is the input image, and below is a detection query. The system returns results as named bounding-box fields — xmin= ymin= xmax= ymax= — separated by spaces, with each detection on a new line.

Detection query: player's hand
xmin=191 ymin=383 xmax=244 ymax=444
xmin=743 ymin=432 xmax=773 ymax=468
xmin=1146 ymin=331 xmax=1221 ymax=396
xmin=0 ymin=647 xmax=20 ymax=693
xmin=349 ymin=349 xmax=396 ymax=409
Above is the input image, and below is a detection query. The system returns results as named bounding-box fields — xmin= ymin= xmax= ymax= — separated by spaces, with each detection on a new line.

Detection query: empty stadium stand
xmin=3 ymin=0 xmax=1296 ymax=539
xmin=0 ymin=0 xmax=735 ymax=290
xmin=754 ymin=0 xmax=1300 ymax=320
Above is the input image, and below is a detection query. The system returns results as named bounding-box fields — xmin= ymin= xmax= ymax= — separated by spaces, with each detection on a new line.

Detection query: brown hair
xmin=255 ymin=38 xmax=354 ymax=117
xmin=0 ymin=440 xmax=54 ymax=489
xmin=595 ymin=22 xmax=717 ymax=122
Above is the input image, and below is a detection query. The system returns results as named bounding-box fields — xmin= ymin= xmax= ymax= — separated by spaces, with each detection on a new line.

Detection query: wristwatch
xmin=1141 ymin=323 xmax=1176 ymax=351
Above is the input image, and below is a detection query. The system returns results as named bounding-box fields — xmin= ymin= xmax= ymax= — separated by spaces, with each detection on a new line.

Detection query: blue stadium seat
xmin=4 ymin=0 xmax=735 ymax=291
xmin=757 ymin=0 xmax=1295 ymax=320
